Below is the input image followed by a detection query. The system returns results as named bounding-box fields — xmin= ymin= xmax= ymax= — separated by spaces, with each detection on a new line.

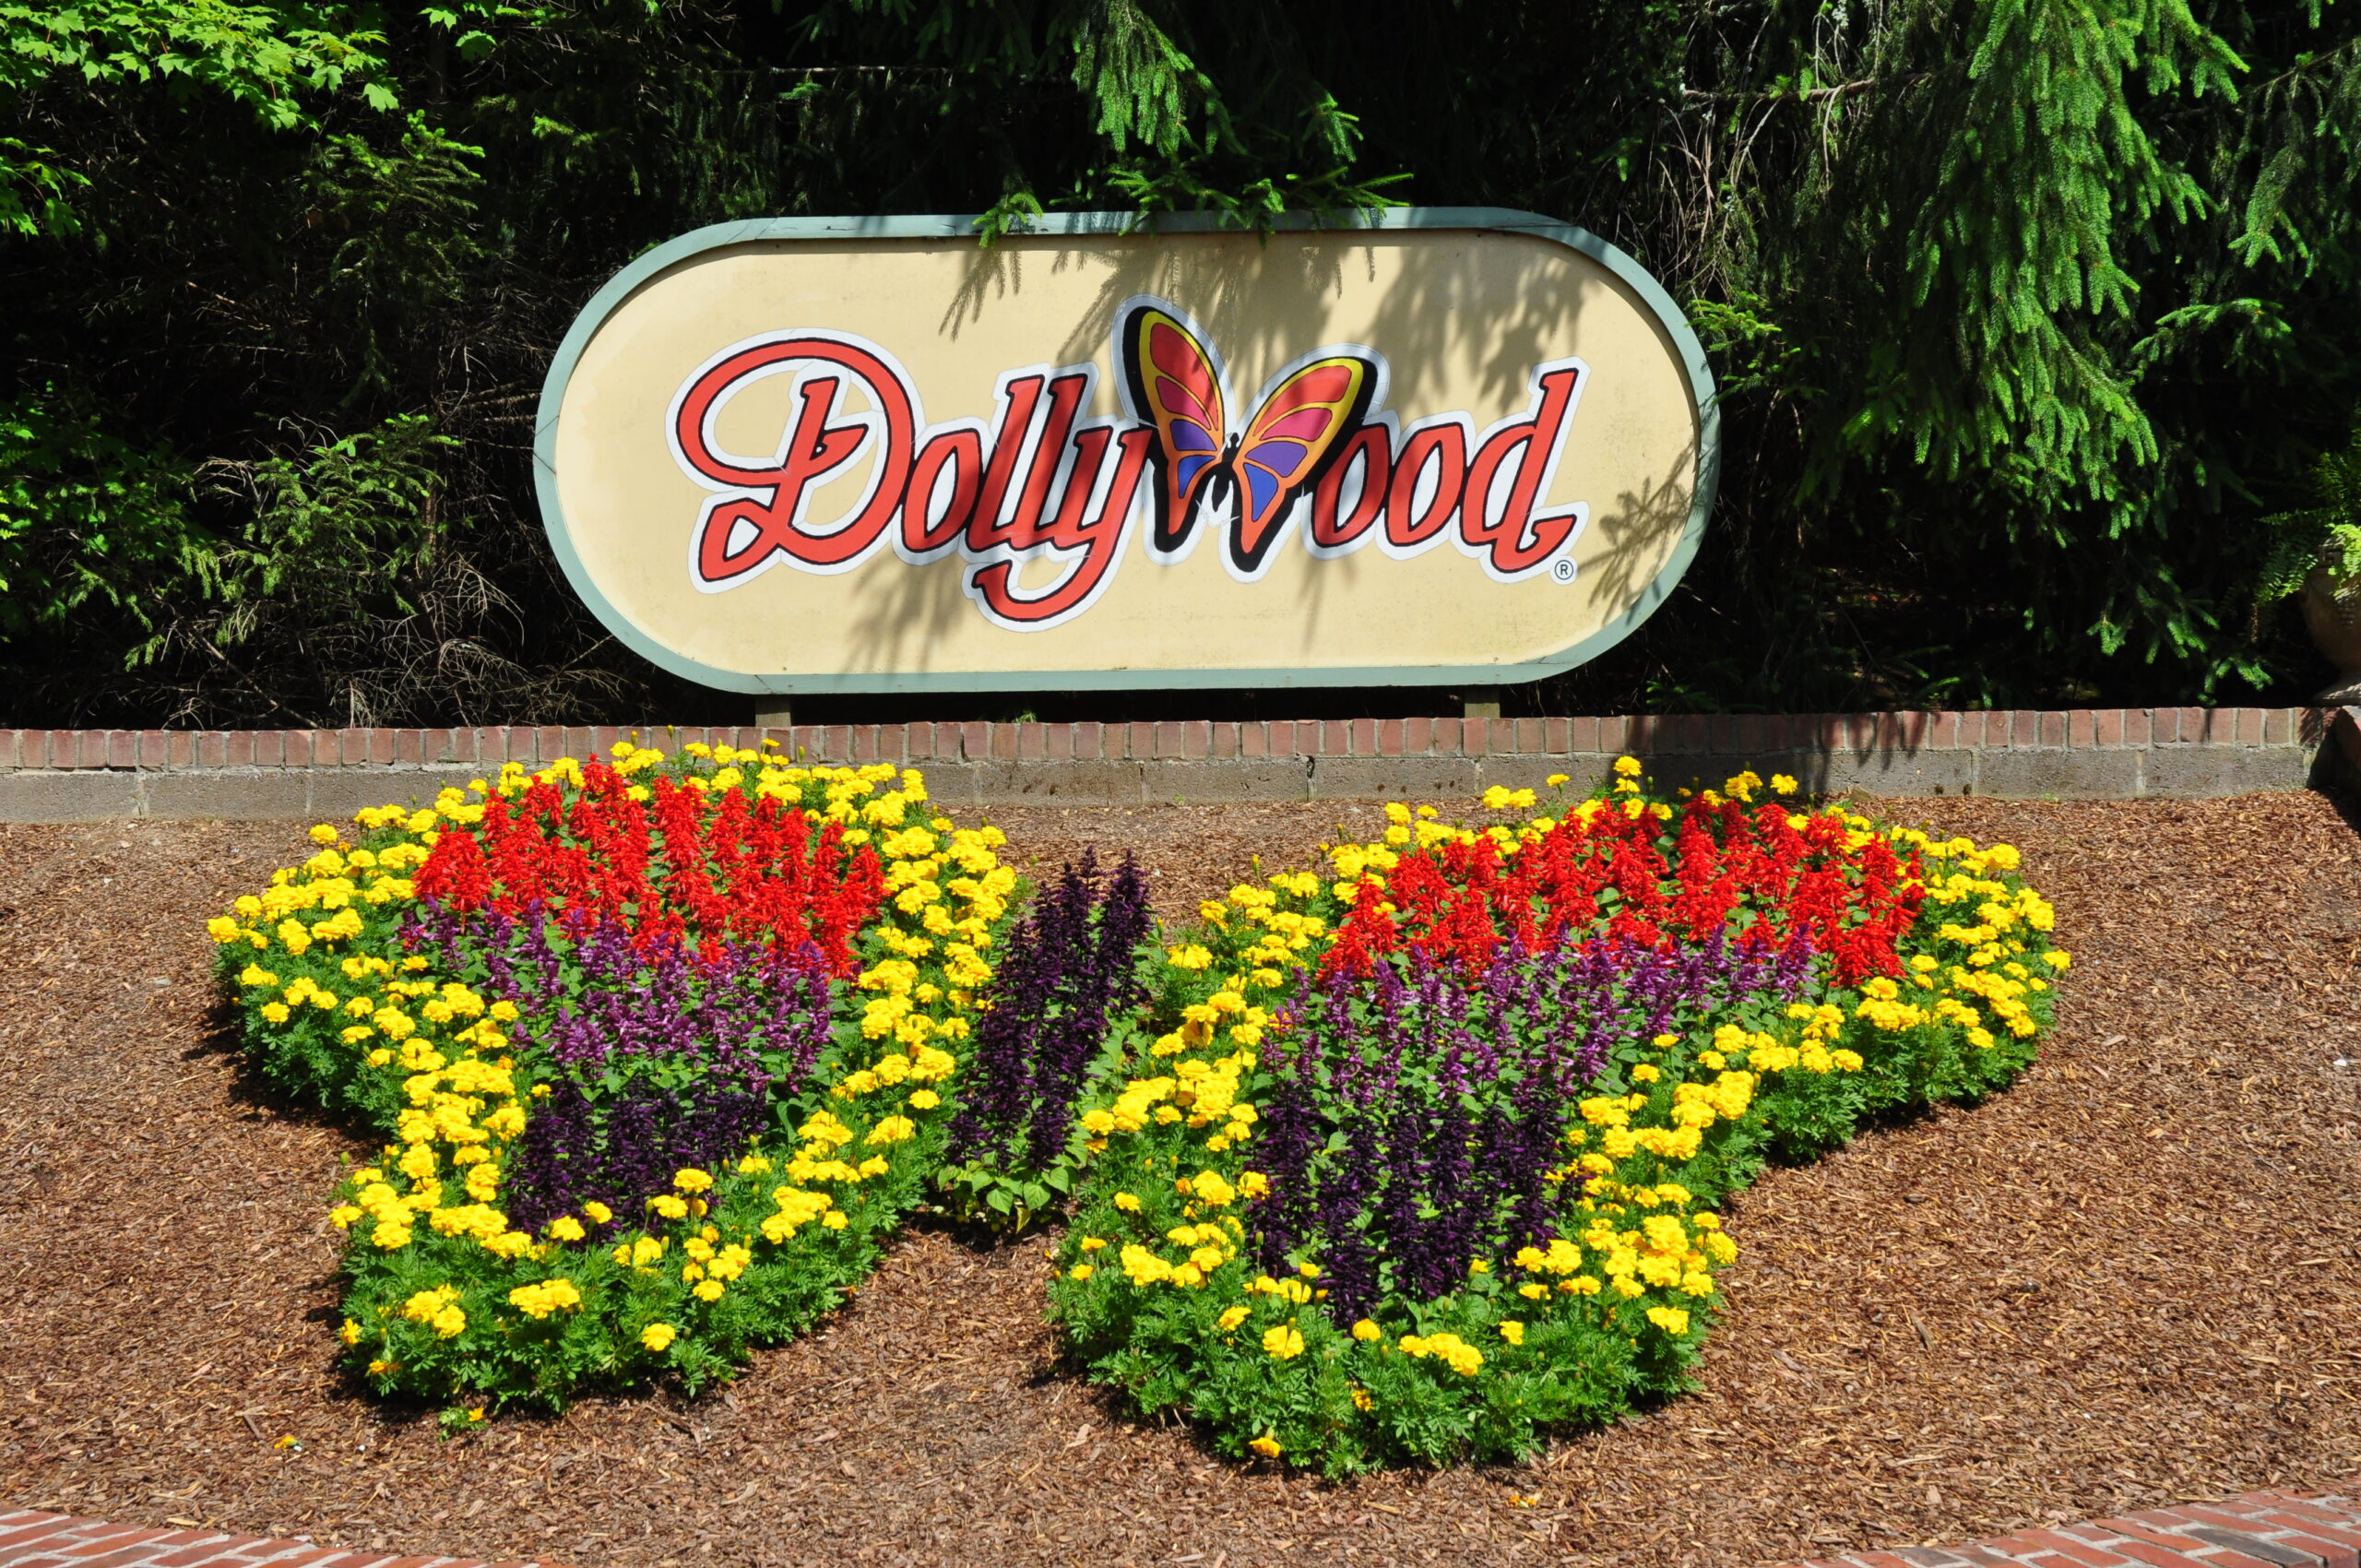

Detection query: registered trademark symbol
xmin=1551 ymin=557 xmax=1576 ymax=584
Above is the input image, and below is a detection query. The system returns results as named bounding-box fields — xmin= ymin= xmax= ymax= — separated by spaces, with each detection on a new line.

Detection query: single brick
xmin=2179 ymin=1526 xmax=2323 ymax=1567
xmin=2234 ymin=1523 xmax=2359 ymax=1568
xmin=1211 ymin=721 xmax=1240 ymax=759
xmin=1154 ymin=720 xmax=1185 ymax=759
xmin=2245 ymin=1508 xmax=2361 ymax=1551
xmin=1432 ymin=717 xmax=1464 ymax=754
xmin=1323 ymin=719 xmax=1350 ymax=756
xmin=2015 ymin=1527 xmax=2145 ymax=1567
xmin=1945 ymin=1548 xmax=2041 ymax=1568
xmin=145 ymin=1538 xmax=279 ymax=1568
xmin=0 ymin=1517 xmax=82 ymax=1554
xmin=64 ymin=1545 xmax=201 ymax=1568
xmin=2106 ymin=1520 xmax=2275 ymax=1568
xmin=2178 ymin=1507 xmax=2334 ymax=1540
xmin=1350 ymin=718 xmax=1378 ymax=757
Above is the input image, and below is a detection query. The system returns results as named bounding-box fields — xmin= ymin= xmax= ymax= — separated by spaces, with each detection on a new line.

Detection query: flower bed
xmin=205 ymin=751 xmax=2062 ymax=1466
xmin=1041 ymin=766 xmax=2066 ymax=1473
xmin=207 ymin=742 xmax=1016 ymax=1414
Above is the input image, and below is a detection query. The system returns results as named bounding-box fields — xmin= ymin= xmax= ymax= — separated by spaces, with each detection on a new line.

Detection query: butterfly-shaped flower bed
xmin=208 ymin=750 xmax=2062 ymax=1465
xmin=208 ymin=742 xmax=1016 ymax=1414
xmin=1023 ymin=765 xmax=2066 ymax=1474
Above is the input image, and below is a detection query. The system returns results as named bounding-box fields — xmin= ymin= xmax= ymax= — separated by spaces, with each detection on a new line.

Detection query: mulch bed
xmin=0 ymin=792 xmax=2356 ymax=1568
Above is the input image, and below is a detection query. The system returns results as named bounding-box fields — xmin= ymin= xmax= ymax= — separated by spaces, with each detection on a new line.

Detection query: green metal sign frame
xmin=532 ymin=207 xmax=1719 ymax=696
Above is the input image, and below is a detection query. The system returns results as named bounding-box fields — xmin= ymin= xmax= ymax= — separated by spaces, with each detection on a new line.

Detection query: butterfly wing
xmin=1228 ymin=355 xmax=1374 ymax=572
xmin=1122 ymin=304 xmax=1228 ymax=552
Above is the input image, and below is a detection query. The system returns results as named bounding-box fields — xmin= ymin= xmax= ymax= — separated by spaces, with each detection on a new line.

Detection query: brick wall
xmin=0 ymin=707 xmax=2345 ymax=821
xmin=0 ymin=706 xmax=2331 ymax=774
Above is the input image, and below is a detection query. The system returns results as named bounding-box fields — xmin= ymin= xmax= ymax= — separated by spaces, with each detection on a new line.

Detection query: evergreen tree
xmin=2 ymin=0 xmax=2355 ymax=721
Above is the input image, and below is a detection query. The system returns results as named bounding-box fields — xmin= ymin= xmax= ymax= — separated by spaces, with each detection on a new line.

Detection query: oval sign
xmin=536 ymin=208 xmax=1718 ymax=695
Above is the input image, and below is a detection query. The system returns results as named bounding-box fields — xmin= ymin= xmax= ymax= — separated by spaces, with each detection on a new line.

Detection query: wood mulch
xmin=0 ymin=793 xmax=2356 ymax=1567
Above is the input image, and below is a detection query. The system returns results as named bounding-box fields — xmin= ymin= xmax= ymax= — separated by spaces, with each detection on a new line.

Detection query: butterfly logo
xmin=1118 ymin=298 xmax=1380 ymax=576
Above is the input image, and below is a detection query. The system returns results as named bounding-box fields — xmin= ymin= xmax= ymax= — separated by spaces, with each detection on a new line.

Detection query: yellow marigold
xmin=641 ymin=1323 xmax=676 ymax=1352
xmin=864 ymin=1115 xmax=916 ymax=1146
xmin=1262 ymin=1324 xmax=1305 ymax=1360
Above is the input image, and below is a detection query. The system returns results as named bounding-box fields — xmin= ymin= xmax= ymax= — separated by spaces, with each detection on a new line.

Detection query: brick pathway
xmin=0 ymin=1514 xmax=562 ymax=1568
xmin=7 ymin=1483 xmax=2357 ymax=1568
xmin=1780 ymin=1479 xmax=2361 ymax=1568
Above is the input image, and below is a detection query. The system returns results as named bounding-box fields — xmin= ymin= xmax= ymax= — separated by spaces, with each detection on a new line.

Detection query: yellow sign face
xmin=535 ymin=210 xmax=1717 ymax=694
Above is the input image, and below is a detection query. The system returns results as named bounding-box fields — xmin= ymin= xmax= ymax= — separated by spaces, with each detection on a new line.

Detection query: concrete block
xmin=971 ymin=760 xmax=1147 ymax=806
xmin=1308 ymin=755 xmax=1477 ymax=802
xmin=141 ymin=770 xmax=315 ymax=822
xmin=1471 ymin=756 xmax=1614 ymax=796
xmin=2140 ymin=745 xmax=2313 ymax=798
xmin=0 ymin=770 xmax=141 ymax=822
xmin=1975 ymin=747 xmax=2141 ymax=799
xmin=907 ymin=762 xmax=985 ymax=807
xmin=308 ymin=768 xmax=479 ymax=820
xmin=1629 ymin=750 xmax=1790 ymax=794
xmin=1824 ymin=748 xmax=1984 ymax=799
xmin=1145 ymin=760 xmax=1311 ymax=803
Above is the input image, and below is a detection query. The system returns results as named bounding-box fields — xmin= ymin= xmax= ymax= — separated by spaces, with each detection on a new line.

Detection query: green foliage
xmin=0 ymin=0 xmax=397 ymax=122
xmin=0 ymin=390 xmax=200 ymax=635
xmin=3 ymin=0 xmax=2361 ymax=719
xmin=2256 ymin=420 xmax=2361 ymax=605
xmin=179 ymin=411 xmax=454 ymax=653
